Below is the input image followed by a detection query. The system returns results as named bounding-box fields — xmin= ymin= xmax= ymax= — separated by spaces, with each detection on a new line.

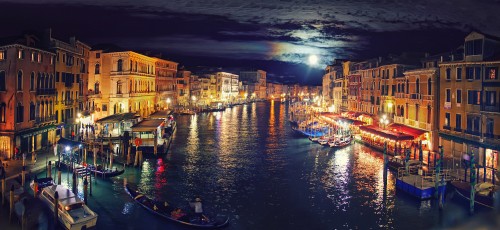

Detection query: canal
xmin=38 ymin=101 xmax=483 ymax=229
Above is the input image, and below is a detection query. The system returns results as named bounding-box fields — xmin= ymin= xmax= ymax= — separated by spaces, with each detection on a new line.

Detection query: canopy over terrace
xmin=130 ymin=119 xmax=166 ymax=148
xmin=359 ymin=125 xmax=414 ymax=141
xmin=149 ymin=110 xmax=173 ymax=119
xmin=96 ymin=112 xmax=141 ymax=137
xmin=388 ymin=123 xmax=427 ymax=139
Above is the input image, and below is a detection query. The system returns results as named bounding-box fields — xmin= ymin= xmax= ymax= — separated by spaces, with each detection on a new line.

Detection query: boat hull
xmin=396 ymin=178 xmax=446 ymax=200
xmin=451 ymin=181 xmax=496 ymax=208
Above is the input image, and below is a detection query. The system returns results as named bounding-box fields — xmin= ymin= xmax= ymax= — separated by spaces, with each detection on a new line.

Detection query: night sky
xmin=1 ymin=0 xmax=499 ymax=85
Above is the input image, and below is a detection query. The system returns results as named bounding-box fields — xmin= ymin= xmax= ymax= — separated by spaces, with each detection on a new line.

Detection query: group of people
xmin=152 ymin=197 xmax=208 ymax=222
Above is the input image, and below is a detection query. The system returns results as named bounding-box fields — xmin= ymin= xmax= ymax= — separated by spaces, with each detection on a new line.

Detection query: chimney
xmin=70 ymin=36 xmax=76 ymax=45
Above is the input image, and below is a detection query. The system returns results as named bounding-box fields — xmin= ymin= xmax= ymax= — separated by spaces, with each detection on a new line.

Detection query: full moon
xmin=308 ymin=55 xmax=318 ymax=65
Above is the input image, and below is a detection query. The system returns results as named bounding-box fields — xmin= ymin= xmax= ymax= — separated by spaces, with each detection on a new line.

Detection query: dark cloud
xmin=1 ymin=0 xmax=496 ymax=84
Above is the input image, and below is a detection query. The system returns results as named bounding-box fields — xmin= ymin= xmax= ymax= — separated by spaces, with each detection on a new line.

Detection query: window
xmin=31 ymin=52 xmax=36 ymax=62
xmin=456 ymin=114 xmax=462 ymax=130
xmin=0 ymin=103 xmax=6 ymax=122
xmin=446 ymin=89 xmax=451 ymax=102
xmin=17 ymin=70 xmax=23 ymax=91
xmin=416 ymin=78 xmax=420 ymax=94
xmin=102 ymin=104 xmax=107 ymax=111
xmin=30 ymin=102 xmax=35 ymax=121
xmin=94 ymin=82 xmax=100 ymax=94
xmin=117 ymin=81 xmax=123 ymax=94
xmin=485 ymin=91 xmax=497 ymax=106
xmin=457 ymin=67 xmax=462 ymax=80
xmin=30 ymin=72 xmax=35 ymax=91
xmin=55 ymin=72 xmax=59 ymax=82
xmin=18 ymin=49 xmax=25 ymax=59
xmin=475 ymin=67 xmax=481 ymax=80
xmin=427 ymin=78 xmax=432 ymax=95
xmin=117 ymin=59 xmax=123 ymax=71
xmin=466 ymin=67 xmax=474 ymax=80
xmin=486 ymin=67 xmax=498 ymax=80
xmin=38 ymin=53 xmax=42 ymax=63
xmin=445 ymin=112 xmax=450 ymax=127
xmin=465 ymin=39 xmax=483 ymax=56
xmin=16 ymin=103 xmax=24 ymax=123
xmin=95 ymin=63 xmax=100 ymax=74
xmin=456 ymin=89 xmax=462 ymax=104
xmin=468 ymin=90 xmax=481 ymax=105
xmin=486 ymin=118 xmax=494 ymax=136
xmin=0 ymin=50 xmax=5 ymax=60
xmin=96 ymin=53 xmax=100 ymax=58
xmin=446 ymin=68 xmax=451 ymax=80
xmin=0 ymin=71 xmax=5 ymax=91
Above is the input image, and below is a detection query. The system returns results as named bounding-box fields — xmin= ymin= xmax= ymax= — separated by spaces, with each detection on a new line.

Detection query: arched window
xmin=17 ymin=70 xmax=23 ymax=91
xmin=95 ymin=63 xmax=100 ymax=74
xmin=0 ymin=103 xmax=6 ymax=122
xmin=30 ymin=72 xmax=35 ymax=91
xmin=117 ymin=59 xmax=123 ymax=71
xmin=427 ymin=78 xmax=432 ymax=95
xmin=405 ymin=79 xmax=409 ymax=94
xmin=94 ymin=82 xmax=100 ymax=94
xmin=0 ymin=71 xmax=5 ymax=91
xmin=30 ymin=102 xmax=35 ymax=121
xmin=117 ymin=81 xmax=123 ymax=94
xmin=44 ymin=73 xmax=49 ymax=89
xmin=129 ymin=80 xmax=132 ymax=93
xmin=416 ymin=78 xmax=420 ymax=94
xmin=16 ymin=102 xmax=24 ymax=123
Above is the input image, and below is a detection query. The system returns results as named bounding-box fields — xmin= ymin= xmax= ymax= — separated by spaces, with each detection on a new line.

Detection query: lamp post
xmin=380 ymin=114 xmax=389 ymax=129
xmin=166 ymin=98 xmax=171 ymax=110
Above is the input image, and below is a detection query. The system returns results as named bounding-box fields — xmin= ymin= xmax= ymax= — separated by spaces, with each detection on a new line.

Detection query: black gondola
xmin=124 ymin=184 xmax=229 ymax=229
xmin=87 ymin=164 xmax=125 ymax=178
xmin=451 ymin=180 xmax=499 ymax=209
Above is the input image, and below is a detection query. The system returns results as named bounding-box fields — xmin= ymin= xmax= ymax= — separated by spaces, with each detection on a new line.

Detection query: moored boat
xmin=87 ymin=164 xmax=125 ymax=178
xmin=39 ymin=184 xmax=98 ymax=230
xmin=450 ymin=181 xmax=499 ymax=209
xmin=387 ymin=156 xmax=421 ymax=172
xmin=30 ymin=176 xmax=54 ymax=194
xmin=124 ymin=184 xmax=229 ymax=228
xmin=328 ymin=137 xmax=351 ymax=148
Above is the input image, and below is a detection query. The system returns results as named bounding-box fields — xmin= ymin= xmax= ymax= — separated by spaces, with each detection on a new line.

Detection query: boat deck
xmin=398 ymin=174 xmax=437 ymax=189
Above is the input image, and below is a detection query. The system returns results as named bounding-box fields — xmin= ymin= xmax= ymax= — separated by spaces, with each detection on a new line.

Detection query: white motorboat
xmin=40 ymin=185 xmax=98 ymax=230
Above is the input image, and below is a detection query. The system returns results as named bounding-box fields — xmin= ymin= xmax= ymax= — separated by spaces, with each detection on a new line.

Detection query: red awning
xmin=388 ymin=123 xmax=427 ymax=138
xmin=359 ymin=125 xmax=414 ymax=141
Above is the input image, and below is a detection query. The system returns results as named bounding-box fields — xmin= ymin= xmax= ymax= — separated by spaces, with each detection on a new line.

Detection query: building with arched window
xmin=88 ymin=50 xmax=157 ymax=121
xmin=0 ymin=36 xmax=56 ymax=159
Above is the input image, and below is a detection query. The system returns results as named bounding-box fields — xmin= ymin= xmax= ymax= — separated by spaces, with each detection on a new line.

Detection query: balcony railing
xmin=409 ymin=93 xmax=422 ymax=100
xmin=64 ymin=100 xmax=74 ymax=106
xmin=36 ymin=88 xmax=57 ymax=96
xmin=464 ymin=129 xmax=481 ymax=136
xmin=443 ymin=125 xmax=451 ymax=130
xmin=482 ymin=105 xmax=500 ymax=112
xmin=35 ymin=115 xmax=56 ymax=124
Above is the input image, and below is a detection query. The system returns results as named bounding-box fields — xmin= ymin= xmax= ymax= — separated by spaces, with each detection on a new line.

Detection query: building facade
xmin=0 ymin=37 xmax=57 ymax=158
xmin=438 ymin=32 xmax=500 ymax=177
xmin=88 ymin=50 xmax=157 ymax=120
xmin=154 ymin=58 xmax=177 ymax=110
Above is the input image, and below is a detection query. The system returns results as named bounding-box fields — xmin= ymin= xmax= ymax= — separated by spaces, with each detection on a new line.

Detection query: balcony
xmin=444 ymin=102 xmax=451 ymax=109
xmin=409 ymin=93 xmax=422 ymax=100
xmin=454 ymin=127 xmax=463 ymax=132
xmin=443 ymin=125 xmax=451 ymax=130
xmin=36 ymin=88 xmax=57 ymax=96
xmin=464 ymin=129 xmax=481 ymax=136
xmin=64 ymin=82 xmax=73 ymax=88
xmin=482 ymin=105 xmax=500 ymax=112
xmin=110 ymin=70 xmax=154 ymax=77
xmin=395 ymin=93 xmax=407 ymax=99
xmin=64 ymin=100 xmax=74 ymax=106
xmin=35 ymin=115 xmax=57 ymax=124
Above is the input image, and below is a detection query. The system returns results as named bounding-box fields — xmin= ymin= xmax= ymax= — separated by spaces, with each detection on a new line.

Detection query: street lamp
xmin=380 ymin=114 xmax=389 ymax=129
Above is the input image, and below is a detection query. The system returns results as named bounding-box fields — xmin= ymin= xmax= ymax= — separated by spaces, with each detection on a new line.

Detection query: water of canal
xmin=39 ymin=101 xmax=484 ymax=230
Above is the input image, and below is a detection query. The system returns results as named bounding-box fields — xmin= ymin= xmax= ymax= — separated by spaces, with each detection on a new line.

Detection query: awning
xmin=439 ymin=132 xmax=500 ymax=151
xmin=96 ymin=112 xmax=140 ymax=123
xmin=149 ymin=110 xmax=173 ymax=119
xmin=131 ymin=119 xmax=165 ymax=132
xmin=360 ymin=125 xmax=414 ymax=141
xmin=388 ymin=123 xmax=427 ymax=138
xmin=17 ymin=124 xmax=57 ymax=138
xmin=338 ymin=117 xmax=366 ymax=126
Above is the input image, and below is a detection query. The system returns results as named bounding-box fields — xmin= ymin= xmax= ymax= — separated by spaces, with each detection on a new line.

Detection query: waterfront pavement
xmin=1 ymin=148 xmax=59 ymax=182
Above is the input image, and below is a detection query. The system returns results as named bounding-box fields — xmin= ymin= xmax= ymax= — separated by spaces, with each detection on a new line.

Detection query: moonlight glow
xmin=308 ymin=55 xmax=318 ymax=65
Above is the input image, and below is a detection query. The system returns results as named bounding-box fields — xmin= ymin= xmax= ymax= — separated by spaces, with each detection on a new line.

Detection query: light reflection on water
xmin=38 ymin=102 xmax=465 ymax=230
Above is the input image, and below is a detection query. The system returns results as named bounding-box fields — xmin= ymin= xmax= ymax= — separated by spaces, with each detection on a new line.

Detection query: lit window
xmin=0 ymin=50 xmax=5 ymax=60
xmin=18 ymin=49 xmax=25 ymax=59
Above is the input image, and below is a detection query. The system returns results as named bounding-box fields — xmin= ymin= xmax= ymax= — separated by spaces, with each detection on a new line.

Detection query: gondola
xmin=125 ymin=184 xmax=229 ymax=228
xmin=450 ymin=180 xmax=499 ymax=209
xmin=87 ymin=164 xmax=125 ymax=178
